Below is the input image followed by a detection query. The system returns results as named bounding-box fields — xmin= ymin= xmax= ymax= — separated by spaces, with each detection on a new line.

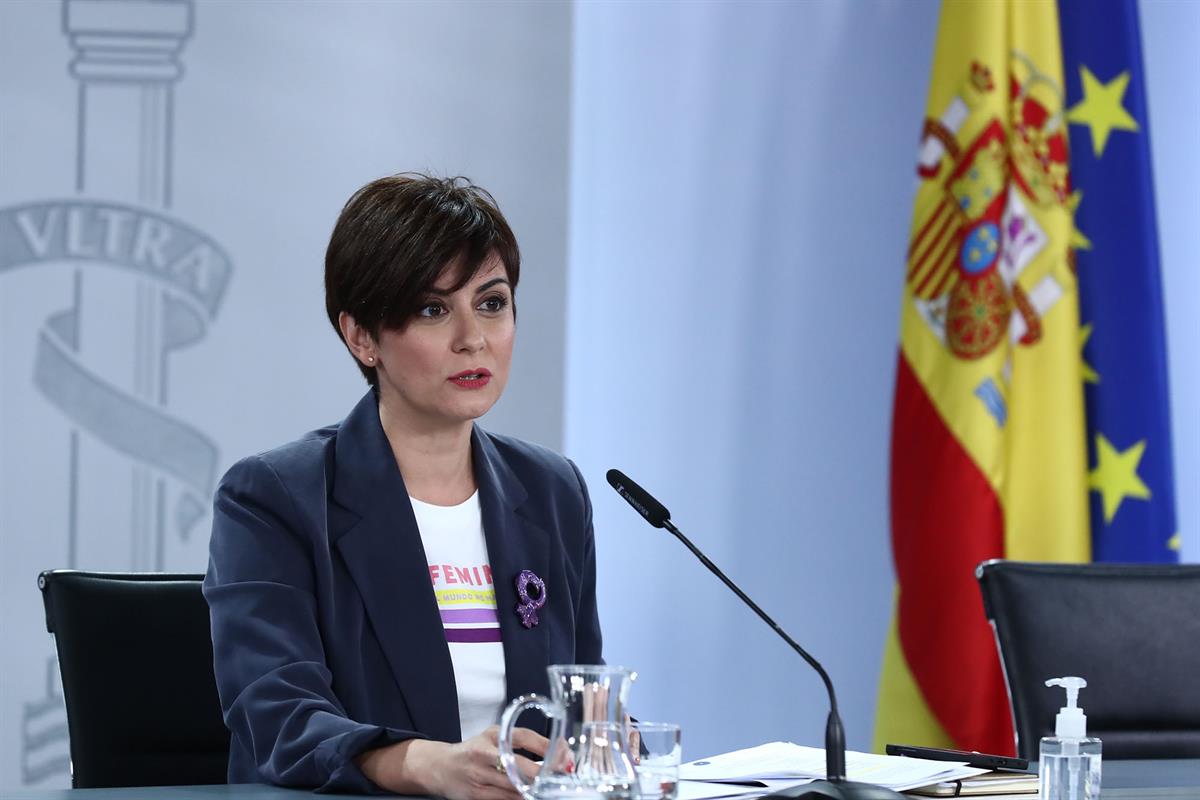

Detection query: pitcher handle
xmin=498 ymin=693 xmax=560 ymax=800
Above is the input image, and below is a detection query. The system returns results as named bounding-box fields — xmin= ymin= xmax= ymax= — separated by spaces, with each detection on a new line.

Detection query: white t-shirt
xmin=410 ymin=491 xmax=508 ymax=741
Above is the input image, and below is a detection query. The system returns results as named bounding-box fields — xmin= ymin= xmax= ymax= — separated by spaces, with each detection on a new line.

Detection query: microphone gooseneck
xmin=607 ymin=468 xmax=905 ymax=800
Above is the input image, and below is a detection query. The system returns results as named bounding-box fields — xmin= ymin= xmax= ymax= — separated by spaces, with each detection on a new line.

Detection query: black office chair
xmin=976 ymin=560 xmax=1200 ymax=760
xmin=39 ymin=570 xmax=230 ymax=787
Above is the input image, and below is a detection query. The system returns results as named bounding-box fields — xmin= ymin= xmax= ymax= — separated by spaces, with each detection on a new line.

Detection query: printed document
xmin=679 ymin=741 xmax=989 ymax=793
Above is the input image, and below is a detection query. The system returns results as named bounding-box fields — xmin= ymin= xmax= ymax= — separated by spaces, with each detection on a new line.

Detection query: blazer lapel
xmin=472 ymin=428 xmax=551 ymax=702
xmin=330 ymin=392 xmax=461 ymax=743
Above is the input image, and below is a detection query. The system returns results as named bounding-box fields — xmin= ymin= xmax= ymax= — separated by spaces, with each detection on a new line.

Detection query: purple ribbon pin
xmin=515 ymin=569 xmax=546 ymax=629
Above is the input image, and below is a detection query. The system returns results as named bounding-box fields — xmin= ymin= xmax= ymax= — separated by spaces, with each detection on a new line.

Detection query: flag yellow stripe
xmin=1003 ymin=306 xmax=1090 ymax=561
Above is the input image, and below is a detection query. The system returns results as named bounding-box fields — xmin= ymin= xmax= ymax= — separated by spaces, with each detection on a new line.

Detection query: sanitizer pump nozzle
xmin=1046 ymin=676 xmax=1088 ymax=738
xmin=1040 ymin=676 xmax=1101 ymax=800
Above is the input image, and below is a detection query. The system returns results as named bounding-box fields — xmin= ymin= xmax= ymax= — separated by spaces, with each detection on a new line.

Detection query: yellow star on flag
xmin=1080 ymin=324 xmax=1099 ymax=384
xmin=1088 ymin=434 xmax=1151 ymax=523
xmin=1067 ymin=190 xmax=1092 ymax=251
xmin=1168 ymin=533 xmax=1181 ymax=552
xmin=1067 ymin=66 xmax=1139 ymax=157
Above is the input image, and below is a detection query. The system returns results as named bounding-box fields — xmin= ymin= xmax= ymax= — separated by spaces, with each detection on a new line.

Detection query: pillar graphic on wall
xmin=0 ymin=0 xmax=233 ymax=784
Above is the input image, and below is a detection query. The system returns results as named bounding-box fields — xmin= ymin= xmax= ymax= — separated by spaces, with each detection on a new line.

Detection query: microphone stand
xmin=659 ymin=518 xmax=905 ymax=800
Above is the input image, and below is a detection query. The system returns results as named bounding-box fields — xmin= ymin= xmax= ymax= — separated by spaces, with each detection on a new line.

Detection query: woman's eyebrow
xmin=427 ymin=277 xmax=510 ymax=296
xmin=474 ymin=278 xmax=511 ymax=293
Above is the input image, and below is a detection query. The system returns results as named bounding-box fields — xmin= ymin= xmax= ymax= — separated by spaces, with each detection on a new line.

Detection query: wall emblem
xmin=0 ymin=0 xmax=232 ymax=784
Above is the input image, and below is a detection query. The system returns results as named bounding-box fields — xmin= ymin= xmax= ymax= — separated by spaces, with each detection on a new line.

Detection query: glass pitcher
xmin=498 ymin=664 xmax=638 ymax=800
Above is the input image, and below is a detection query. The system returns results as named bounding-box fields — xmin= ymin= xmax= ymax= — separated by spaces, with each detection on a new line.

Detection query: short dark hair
xmin=324 ymin=173 xmax=520 ymax=386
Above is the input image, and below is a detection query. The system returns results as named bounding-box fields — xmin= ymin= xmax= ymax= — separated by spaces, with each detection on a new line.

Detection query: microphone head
xmin=606 ymin=469 xmax=671 ymax=528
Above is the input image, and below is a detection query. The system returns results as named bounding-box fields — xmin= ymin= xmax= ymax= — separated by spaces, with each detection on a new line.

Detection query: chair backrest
xmin=39 ymin=570 xmax=229 ymax=788
xmin=976 ymin=560 xmax=1200 ymax=760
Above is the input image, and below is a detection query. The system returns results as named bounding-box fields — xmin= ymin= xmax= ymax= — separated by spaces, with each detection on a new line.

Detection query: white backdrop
xmin=567 ymin=0 xmax=941 ymax=762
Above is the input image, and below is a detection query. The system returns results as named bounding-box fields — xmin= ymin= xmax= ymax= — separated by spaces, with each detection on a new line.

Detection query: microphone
xmin=606 ymin=469 xmax=904 ymax=800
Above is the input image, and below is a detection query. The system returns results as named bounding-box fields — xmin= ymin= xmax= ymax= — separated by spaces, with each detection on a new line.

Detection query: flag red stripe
xmin=927 ymin=258 xmax=960 ymax=298
xmin=913 ymin=251 xmax=956 ymax=299
xmin=909 ymin=230 xmax=954 ymax=289
xmin=912 ymin=204 xmax=956 ymax=268
xmin=908 ymin=203 xmax=955 ymax=279
xmin=908 ymin=200 xmax=952 ymax=260
xmin=914 ymin=231 xmax=960 ymax=296
xmin=891 ymin=354 xmax=1014 ymax=754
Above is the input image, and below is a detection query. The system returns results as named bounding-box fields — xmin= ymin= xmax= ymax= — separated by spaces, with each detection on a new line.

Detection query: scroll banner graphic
xmin=0 ymin=199 xmax=232 ymax=533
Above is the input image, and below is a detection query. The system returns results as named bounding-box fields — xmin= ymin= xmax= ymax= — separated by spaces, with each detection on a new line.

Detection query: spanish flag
xmin=874 ymin=1 xmax=1090 ymax=756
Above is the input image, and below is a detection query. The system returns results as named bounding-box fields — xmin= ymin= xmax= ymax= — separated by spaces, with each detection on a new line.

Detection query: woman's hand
xmin=437 ymin=725 xmax=548 ymax=800
xmin=357 ymin=725 xmax=548 ymax=800
xmin=627 ymin=716 xmax=641 ymax=765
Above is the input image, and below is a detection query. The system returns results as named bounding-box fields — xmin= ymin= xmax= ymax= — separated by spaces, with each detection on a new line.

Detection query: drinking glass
xmin=631 ymin=722 xmax=681 ymax=800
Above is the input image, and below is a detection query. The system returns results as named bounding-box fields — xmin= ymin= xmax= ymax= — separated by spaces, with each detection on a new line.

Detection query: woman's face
xmin=373 ymin=254 xmax=515 ymax=431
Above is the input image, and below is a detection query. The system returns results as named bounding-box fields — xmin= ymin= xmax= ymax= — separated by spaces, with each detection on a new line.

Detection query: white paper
xmin=675 ymin=778 xmax=817 ymax=800
xmin=679 ymin=742 xmax=990 ymax=792
xmin=675 ymin=781 xmax=769 ymax=800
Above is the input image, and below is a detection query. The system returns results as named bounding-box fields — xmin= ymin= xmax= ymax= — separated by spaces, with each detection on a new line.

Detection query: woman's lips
xmin=449 ymin=369 xmax=491 ymax=389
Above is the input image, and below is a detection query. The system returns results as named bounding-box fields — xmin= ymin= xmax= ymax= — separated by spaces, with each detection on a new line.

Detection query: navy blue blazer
xmin=203 ymin=391 xmax=603 ymax=793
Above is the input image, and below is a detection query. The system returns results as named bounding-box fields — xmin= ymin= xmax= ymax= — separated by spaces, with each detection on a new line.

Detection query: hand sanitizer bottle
xmin=1040 ymin=677 xmax=1101 ymax=800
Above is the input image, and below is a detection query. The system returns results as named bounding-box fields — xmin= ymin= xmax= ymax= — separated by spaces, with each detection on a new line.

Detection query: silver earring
xmin=366 ymin=356 xmax=375 ymax=365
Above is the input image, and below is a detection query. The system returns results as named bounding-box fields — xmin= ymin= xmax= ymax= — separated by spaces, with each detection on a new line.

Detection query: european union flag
xmin=1059 ymin=0 xmax=1178 ymax=562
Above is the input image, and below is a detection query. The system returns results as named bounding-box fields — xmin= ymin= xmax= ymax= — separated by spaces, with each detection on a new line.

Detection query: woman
xmin=204 ymin=174 xmax=603 ymax=797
